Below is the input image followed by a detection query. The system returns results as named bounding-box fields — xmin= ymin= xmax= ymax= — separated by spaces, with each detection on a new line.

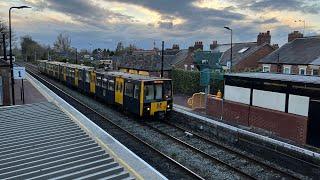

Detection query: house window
xmin=262 ymin=64 xmax=270 ymax=72
xmin=299 ymin=66 xmax=307 ymax=75
xmin=184 ymin=64 xmax=188 ymax=71
xmin=312 ymin=69 xmax=319 ymax=76
xmin=283 ymin=66 xmax=291 ymax=74
xmin=190 ymin=65 xmax=195 ymax=71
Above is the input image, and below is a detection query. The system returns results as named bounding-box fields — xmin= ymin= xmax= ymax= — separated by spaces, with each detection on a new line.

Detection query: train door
xmin=63 ymin=66 xmax=67 ymax=82
xmin=115 ymin=77 xmax=124 ymax=105
xmin=307 ymin=99 xmax=320 ymax=147
xmin=75 ymin=69 xmax=79 ymax=87
xmin=90 ymin=71 xmax=96 ymax=94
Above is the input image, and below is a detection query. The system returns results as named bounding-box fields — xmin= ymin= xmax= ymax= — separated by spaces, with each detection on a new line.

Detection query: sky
xmin=0 ymin=0 xmax=319 ymax=50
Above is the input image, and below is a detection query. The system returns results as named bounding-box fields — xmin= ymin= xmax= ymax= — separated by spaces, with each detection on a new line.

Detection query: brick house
xmin=211 ymin=31 xmax=277 ymax=72
xmin=259 ymin=31 xmax=320 ymax=76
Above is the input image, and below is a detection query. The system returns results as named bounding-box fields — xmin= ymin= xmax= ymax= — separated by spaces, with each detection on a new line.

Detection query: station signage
xmin=13 ymin=67 xmax=26 ymax=79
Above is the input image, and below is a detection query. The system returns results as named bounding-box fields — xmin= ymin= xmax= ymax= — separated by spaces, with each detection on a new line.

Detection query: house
xmin=117 ymin=54 xmax=174 ymax=78
xmin=193 ymin=51 xmax=222 ymax=71
xmin=0 ymin=60 xmax=11 ymax=106
xmin=259 ymin=32 xmax=320 ymax=76
xmin=211 ymin=31 xmax=277 ymax=72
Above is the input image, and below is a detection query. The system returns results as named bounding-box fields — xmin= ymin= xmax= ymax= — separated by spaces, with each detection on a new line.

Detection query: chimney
xmin=210 ymin=41 xmax=218 ymax=50
xmin=288 ymin=31 xmax=303 ymax=42
xmin=257 ymin=30 xmax=271 ymax=45
xmin=172 ymin=44 xmax=180 ymax=50
xmin=194 ymin=41 xmax=203 ymax=51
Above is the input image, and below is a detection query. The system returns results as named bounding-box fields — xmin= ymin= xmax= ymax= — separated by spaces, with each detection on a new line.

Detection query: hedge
xmin=172 ymin=69 xmax=224 ymax=95
xmin=172 ymin=69 xmax=203 ymax=95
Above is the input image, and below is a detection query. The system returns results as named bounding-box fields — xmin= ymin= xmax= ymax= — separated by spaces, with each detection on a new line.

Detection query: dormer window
xmin=238 ymin=47 xmax=249 ymax=53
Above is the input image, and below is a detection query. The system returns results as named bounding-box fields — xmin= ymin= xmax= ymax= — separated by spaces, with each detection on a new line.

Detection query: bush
xmin=172 ymin=68 xmax=224 ymax=95
xmin=172 ymin=69 xmax=203 ymax=95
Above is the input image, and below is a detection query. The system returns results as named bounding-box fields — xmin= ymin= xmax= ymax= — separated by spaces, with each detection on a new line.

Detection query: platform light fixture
xmin=224 ymin=26 xmax=233 ymax=72
xmin=9 ymin=5 xmax=31 ymax=105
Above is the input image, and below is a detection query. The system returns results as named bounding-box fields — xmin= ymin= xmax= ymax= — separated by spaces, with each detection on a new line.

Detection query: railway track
xmin=24 ymin=64 xmax=204 ymax=180
xmin=143 ymin=120 xmax=299 ymax=179
xmin=23 ymin=63 xmax=317 ymax=179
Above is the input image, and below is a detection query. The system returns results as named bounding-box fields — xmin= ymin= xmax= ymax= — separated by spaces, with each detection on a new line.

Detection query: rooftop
xmin=226 ymin=72 xmax=320 ymax=85
xmin=213 ymin=42 xmax=273 ymax=66
xmin=97 ymin=71 xmax=171 ymax=81
xmin=260 ymin=36 xmax=320 ymax=65
xmin=0 ymin=102 xmax=132 ymax=179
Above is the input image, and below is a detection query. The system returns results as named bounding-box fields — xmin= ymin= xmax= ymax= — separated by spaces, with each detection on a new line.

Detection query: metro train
xmin=37 ymin=60 xmax=173 ymax=118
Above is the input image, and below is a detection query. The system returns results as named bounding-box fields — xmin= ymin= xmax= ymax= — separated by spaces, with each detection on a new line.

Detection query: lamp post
xmin=9 ymin=5 xmax=31 ymax=105
xmin=224 ymin=26 xmax=233 ymax=72
xmin=161 ymin=41 xmax=164 ymax=78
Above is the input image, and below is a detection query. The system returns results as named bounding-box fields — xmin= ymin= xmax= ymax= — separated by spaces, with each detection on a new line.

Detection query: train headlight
xmin=167 ymin=105 xmax=170 ymax=108
xmin=147 ymin=107 xmax=150 ymax=111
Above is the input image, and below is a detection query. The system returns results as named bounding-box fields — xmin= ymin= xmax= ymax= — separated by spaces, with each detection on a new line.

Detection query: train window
xmin=125 ymin=82 xmax=134 ymax=97
xmin=78 ymin=70 xmax=82 ymax=81
xmin=96 ymin=77 xmax=101 ymax=87
xmin=155 ymin=84 xmax=163 ymax=100
xmin=102 ymin=79 xmax=107 ymax=88
xmin=108 ymin=80 xmax=114 ymax=91
xmin=85 ymin=72 xmax=90 ymax=82
xmin=134 ymin=84 xmax=140 ymax=99
xmin=164 ymin=81 xmax=172 ymax=98
xmin=144 ymin=85 xmax=154 ymax=101
xmin=78 ymin=70 xmax=82 ymax=80
xmin=120 ymin=83 xmax=123 ymax=93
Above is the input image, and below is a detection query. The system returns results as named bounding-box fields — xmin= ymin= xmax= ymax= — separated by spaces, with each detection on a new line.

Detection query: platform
xmin=13 ymin=78 xmax=47 ymax=105
xmin=173 ymin=104 xmax=320 ymax=159
xmin=0 ymin=73 xmax=166 ymax=180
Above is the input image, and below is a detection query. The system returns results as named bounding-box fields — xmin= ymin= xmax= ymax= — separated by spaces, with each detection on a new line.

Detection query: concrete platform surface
xmin=26 ymin=73 xmax=167 ymax=180
xmin=13 ymin=78 xmax=47 ymax=105
xmin=173 ymin=104 xmax=320 ymax=159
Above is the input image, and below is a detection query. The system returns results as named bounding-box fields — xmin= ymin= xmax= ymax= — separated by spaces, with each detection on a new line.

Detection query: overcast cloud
xmin=1 ymin=0 xmax=319 ymax=49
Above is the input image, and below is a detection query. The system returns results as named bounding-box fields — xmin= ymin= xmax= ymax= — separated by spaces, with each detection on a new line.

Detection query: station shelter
xmin=207 ymin=72 xmax=320 ymax=147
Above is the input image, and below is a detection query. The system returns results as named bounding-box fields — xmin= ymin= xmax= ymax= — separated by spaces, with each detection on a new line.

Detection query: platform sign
xmin=13 ymin=67 xmax=26 ymax=79
xmin=200 ymin=68 xmax=211 ymax=86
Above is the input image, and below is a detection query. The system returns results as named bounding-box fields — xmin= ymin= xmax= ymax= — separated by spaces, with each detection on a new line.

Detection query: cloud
xmin=252 ymin=18 xmax=279 ymax=24
xmin=7 ymin=0 xmax=319 ymax=50
xmin=23 ymin=0 xmax=134 ymax=29
xmin=236 ymin=0 xmax=320 ymax=14
xmin=112 ymin=0 xmax=246 ymax=31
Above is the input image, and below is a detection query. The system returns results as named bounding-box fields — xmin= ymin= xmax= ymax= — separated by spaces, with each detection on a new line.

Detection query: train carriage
xmin=78 ymin=67 xmax=95 ymax=95
xmin=37 ymin=60 xmax=47 ymax=73
xmin=60 ymin=64 xmax=67 ymax=83
xmin=37 ymin=61 xmax=173 ymax=118
xmin=104 ymin=71 xmax=173 ymax=117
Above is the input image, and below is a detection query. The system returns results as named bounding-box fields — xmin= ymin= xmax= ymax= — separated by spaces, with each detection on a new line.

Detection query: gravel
xmin=27 ymin=65 xmax=314 ymax=180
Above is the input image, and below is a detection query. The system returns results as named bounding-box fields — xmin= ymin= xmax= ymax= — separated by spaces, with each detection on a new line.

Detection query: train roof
xmin=46 ymin=61 xmax=94 ymax=70
xmin=97 ymin=71 xmax=171 ymax=81
xmin=226 ymin=72 xmax=320 ymax=85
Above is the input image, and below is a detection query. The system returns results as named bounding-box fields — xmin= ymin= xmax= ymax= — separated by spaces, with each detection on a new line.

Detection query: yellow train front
xmin=96 ymin=71 xmax=173 ymax=118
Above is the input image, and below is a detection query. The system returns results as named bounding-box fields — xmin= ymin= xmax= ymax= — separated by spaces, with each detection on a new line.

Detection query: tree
xmin=20 ymin=35 xmax=47 ymax=61
xmin=0 ymin=20 xmax=9 ymax=56
xmin=54 ymin=33 xmax=71 ymax=54
xmin=115 ymin=42 xmax=124 ymax=55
